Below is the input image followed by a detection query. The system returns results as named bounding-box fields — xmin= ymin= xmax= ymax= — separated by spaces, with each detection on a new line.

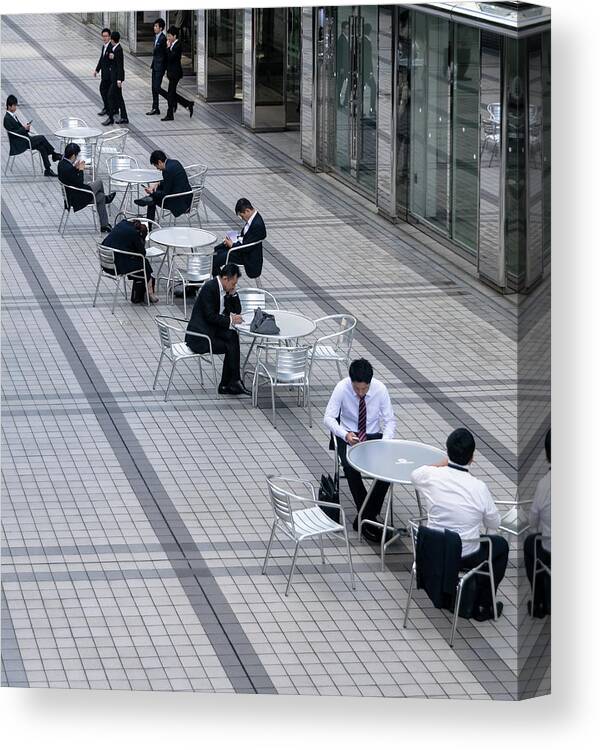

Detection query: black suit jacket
xmin=151 ymin=32 xmax=167 ymax=72
xmin=4 ymin=111 xmax=30 ymax=155
xmin=109 ymin=44 xmax=125 ymax=83
xmin=231 ymin=212 xmax=266 ymax=279
xmin=416 ymin=526 xmax=468 ymax=614
xmin=185 ymin=278 xmax=241 ymax=353
xmin=57 ymin=158 xmax=94 ymax=212
xmin=95 ymin=43 xmax=113 ymax=79
xmin=166 ymin=41 xmax=183 ymax=81
xmin=102 ymin=220 xmax=147 ymax=275
xmin=157 ymin=159 xmax=192 ymax=216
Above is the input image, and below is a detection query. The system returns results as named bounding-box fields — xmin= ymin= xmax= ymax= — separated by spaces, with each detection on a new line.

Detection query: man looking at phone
xmin=4 ymin=95 xmax=61 ymax=176
xmin=324 ymin=359 xmax=396 ymax=542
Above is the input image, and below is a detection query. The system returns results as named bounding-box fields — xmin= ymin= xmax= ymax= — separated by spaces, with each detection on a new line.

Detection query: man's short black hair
xmin=349 ymin=359 xmax=373 ymax=384
xmin=101 ymin=27 xmax=111 ymax=36
xmin=235 ymin=198 xmax=253 ymax=214
xmin=64 ymin=143 xmax=81 ymax=160
xmin=446 ymin=428 xmax=476 ymax=465
xmin=544 ymin=429 xmax=551 ymax=463
xmin=6 ymin=95 xmax=17 ymax=109
xmin=219 ymin=263 xmax=242 ymax=279
xmin=111 ymin=31 xmax=120 ymax=43
xmin=154 ymin=18 xmax=165 ymax=29
xmin=167 ymin=25 xmax=179 ymax=37
xmin=150 ymin=150 xmax=167 ymax=165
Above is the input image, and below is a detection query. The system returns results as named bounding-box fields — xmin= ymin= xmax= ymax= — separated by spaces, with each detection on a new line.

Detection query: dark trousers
xmin=145 ymin=191 xmax=164 ymax=222
xmin=151 ymin=68 xmax=165 ymax=111
xmin=108 ymin=82 xmax=128 ymax=121
xmin=524 ymin=534 xmax=551 ymax=611
xmin=166 ymin=76 xmax=192 ymax=116
xmin=212 ymin=242 xmax=244 ymax=276
xmin=336 ymin=434 xmax=390 ymax=520
xmin=187 ymin=329 xmax=241 ymax=386
xmin=461 ymin=535 xmax=509 ymax=609
xmin=29 ymin=135 xmax=56 ymax=170
xmin=99 ymin=78 xmax=111 ymax=112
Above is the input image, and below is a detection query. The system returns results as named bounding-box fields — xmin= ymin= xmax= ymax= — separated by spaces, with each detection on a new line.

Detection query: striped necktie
xmin=357 ymin=395 xmax=367 ymax=442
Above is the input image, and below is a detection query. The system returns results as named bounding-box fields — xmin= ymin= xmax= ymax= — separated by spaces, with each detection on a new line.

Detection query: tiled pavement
xmin=1 ymin=13 xmax=549 ymax=699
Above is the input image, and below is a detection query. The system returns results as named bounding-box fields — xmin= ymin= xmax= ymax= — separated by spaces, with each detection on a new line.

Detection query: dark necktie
xmin=357 ymin=396 xmax=367 ymax=442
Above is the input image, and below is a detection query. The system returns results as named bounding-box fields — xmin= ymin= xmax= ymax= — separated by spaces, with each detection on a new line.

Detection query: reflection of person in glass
xmin=337 ymin=21 xmax=350 ymax=108
xmin=362 ymin=23 xmax=376 ymax=116
xmin=396 ymin=15 xmax=410 ymax=184
xmin=524 ymin=429 xmax=551 ymax=618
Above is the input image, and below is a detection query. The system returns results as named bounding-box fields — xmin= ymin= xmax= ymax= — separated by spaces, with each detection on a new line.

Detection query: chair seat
xmin=145 ymin=246 xmax=167 ymax=259
xmin=312 ymin=344 xmax=344 ymax=360
xmin=181 ymin=271 xmax=210 ymax=284
xmin=259 ymin=361 xmax=306 ymax=384
xmin=171 ymin=342 xmax=196 ymax=359
xmin=291 ymin=506 xmax=343 ymax=539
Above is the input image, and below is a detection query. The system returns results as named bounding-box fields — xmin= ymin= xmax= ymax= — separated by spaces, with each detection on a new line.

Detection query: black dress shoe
xmin=44 ymin=168 xmax=57 ymax=177
xmin=102 ymin=118 xmax=114 ymax=126
xmin=98 ymin=109 xmax=107 ymax=116
xmin=115 ymin=118 xmax=129 ymax=124
xmin=473 ymin=601 xmax=504 ymax=622
xmin=104 ymin=192 xmax=117 ymax=205
xmin=51 ymin=152 xmax=61 ymax=162
xmin=217 ymin=384 xmax=231 ymax=395
xmin=188 ymin=101 xmax=194 ymax=118
xmin=100 ymin=224 xmax=112 ymax=233
xmin=161 ymin=114 xmax=174 ymax=121
xmin=228 ymin=381 xmax=251 ymax=396
xmin=134 ymin=196 xmax=153 ymax=207
xmin=146 ymin=109 xmax=160 ymax=116
xmin=361 ymin=523 xmax=396 ymax=544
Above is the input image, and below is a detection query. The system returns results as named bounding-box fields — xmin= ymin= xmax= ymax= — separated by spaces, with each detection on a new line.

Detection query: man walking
xmin=103 ymin=31 xmax=128 ymax=125
xmin=4 ymin=95 xmax=61 ymax=177
xmin=146 ymin=18 xmax=167 ymax=116
xmin=93 ymin=27 xmax=112 ymax=117
xmin=162 ymin=26 xmax=194 ymax=121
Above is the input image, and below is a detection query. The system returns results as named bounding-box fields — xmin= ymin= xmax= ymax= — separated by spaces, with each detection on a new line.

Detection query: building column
xmin=242 ymin=9 xmax=254 ymax=129
xmin=300 ymin=7 xmax=317 ymax=169
xmin=196 ymin=10 xmax=207 ymax=99
xmin=376 ymin=6 xmax=395 ymax=220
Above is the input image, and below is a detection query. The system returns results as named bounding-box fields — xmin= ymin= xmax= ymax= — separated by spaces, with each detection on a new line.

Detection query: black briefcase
xmin=130 ymin=278 xmax=146 ymax=304
xmin=318 ymin=473 xmax=340 ymax=524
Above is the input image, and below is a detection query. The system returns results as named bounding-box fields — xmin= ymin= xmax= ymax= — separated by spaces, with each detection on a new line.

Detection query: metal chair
xmin=252 ymin=345 xmax=312 ymax=428
xmin=153 ymin=315 xmax=220 ymax=401
xmin=308 ymin=314 xmax=357 ymax=381
xmin=486 ymin=102 xmax=501 ymax=123
xmin=107 ymin=154 xmax=140 ymax=209
xmin=184 ymin=164 xmax=209 ymax=222
xmin=156 ymin=187 xmax=205 ymax=227
xmin=169 ymin=252 xmax=213 ymax=318
xmin=3 ymin=128 xmax=44 ymax=175
xmin=93 ymin=242 xmax=152 ymax=313
xmin=480 ymin=117 xmax=501 ymax=167
xmin=225 ymin=239 xmax=264 ymax=287
xmin=530 ymin=533 xmax=551 ymax=618
xmin=403 ymin=518 xmax=500 ymax=648
xmin=262 ymin=475 xmax=355 ymax=596
xmin=56 ymin=117 xmax=90 ymax=162
xmin=96 ymin=128 xmax=128 ymax=174
xmin=58 ymin=181 xmax=99 ymax=234
xmin=238 ymin=287 xmax=279 ymax=377
xmin=58 ymin=117 xmax=88 ymax=129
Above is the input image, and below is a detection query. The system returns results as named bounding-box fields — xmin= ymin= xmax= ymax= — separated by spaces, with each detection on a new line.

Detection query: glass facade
xmin=206 ymin=9 xmax=244 ymax=100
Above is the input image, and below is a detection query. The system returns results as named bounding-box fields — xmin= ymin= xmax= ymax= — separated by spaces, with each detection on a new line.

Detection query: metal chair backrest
xmin=266 ymin=477 xmax=296 ymax=531
xmin=275 ymin=346 xmax=309 ymax=382
xmin=156 ymin=318 xmax=174 ymax=352
xmin=108 ymin=154 xmax=138 ymax=175
xmin=100 ymin=128 xmax=128 ymax=150
xmin=185 ymin=163 xmax=208 ymax=188
xmin=59 ymin=117 xmax=87 ymax=129
xmin=97 ymin=244 xmax=117 ymax=273
xmin=237 ymin=288 xmax=278 ymax=316
xmin=60 ymin=182 xmax=70 ymax=209
xmin=190 ymin=187 xmax=204 ymax=212
xmin=333 ymin=314 xmax=356 ymax=353
xmin=186 ymin=253 xmax=212 ymax=280
xmin=487 ymin=103 xmax=501 ymax=122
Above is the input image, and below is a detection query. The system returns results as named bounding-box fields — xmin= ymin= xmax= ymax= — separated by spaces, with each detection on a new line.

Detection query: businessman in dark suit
xmin=185 ymin=264 xmax=251 ymax=396
xmin=102 ymin=219 xmax=159 ymax=303
xmin=103 ymin=31 xmax=128 ymax=125
xmin=134 ymin=150 xmax=192 ymax=222
xmin=162 ymin=25 xmax=194 ymax=121
xmin=212 ymin=198 xmax=266 ymax=279
xmin=58 ymin=142 xmax=116 ymax=232
xmin=4 ymin=95 xmax=61 ymax=176
xmin=93 ymin=27 xmax=112 ymax=116
xmin=146 ymin=18 xmax=167 ymax=116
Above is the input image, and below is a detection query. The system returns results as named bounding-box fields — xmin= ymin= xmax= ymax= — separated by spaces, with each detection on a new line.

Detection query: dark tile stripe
xmin=1 ymin=588 xmax=29 ymax=687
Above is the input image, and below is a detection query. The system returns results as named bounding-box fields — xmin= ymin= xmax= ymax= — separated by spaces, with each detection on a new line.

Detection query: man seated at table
xmin=58 ymin=143 xmax=116 ymax=232
xmin=4 ymin=94 xmax=62 ymax=177
xmin=524 ymin=429 xmax=551 ymax=618
xmin=185 ymin=263 xmax=251 ymax=396
xmin=134 ymin=149 xmax=191 ymax=222
xmin=324 ymin=358 xmax=396 ymax=544
xmin=410 ymin=428 xmax=508 ymax=622
xmin=211 ymin=198 xmax=266 ymax=279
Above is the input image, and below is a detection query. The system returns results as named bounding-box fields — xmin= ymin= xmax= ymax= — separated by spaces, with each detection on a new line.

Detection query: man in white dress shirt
xmin=524 ymin=429 xmax=551 ymax=617
xmin=324 ymin=359 xmax=396 ymax=543
xmin=411 ymin=428 xmax=509 ymax=621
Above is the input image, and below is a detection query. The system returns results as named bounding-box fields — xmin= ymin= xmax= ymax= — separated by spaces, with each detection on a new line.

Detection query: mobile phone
xmin=27 ymin=120 xmax=33 ymax=125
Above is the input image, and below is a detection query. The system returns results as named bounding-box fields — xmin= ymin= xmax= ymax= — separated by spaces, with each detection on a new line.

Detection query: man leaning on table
xmin=410 ymin=428 xmax=509 ymax=622
xmin=324 ymin=358 xmax=396 ymax=544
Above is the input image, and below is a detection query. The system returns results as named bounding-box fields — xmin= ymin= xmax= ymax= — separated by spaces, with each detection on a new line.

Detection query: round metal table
xmin=54 ymin=126 xmax=103 ymax=179
xmin=111 ymin=168 xmax=160 ymax=211
xmin=347 ymin=439 xmax=446 ymax=568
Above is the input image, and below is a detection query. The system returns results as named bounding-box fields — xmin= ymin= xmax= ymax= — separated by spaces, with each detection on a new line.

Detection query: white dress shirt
xmin=410 ymin=464 xmax=500 ymax=556
xmin=324 ymin=377 xmax=396 ymax=441
xmin=103 ymin=41 xmax=110 ymax=55
xmin=529 ymin=469 xmax=551 ymax=552
xmin=235 ymin=210 xmax=257 ymax=244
